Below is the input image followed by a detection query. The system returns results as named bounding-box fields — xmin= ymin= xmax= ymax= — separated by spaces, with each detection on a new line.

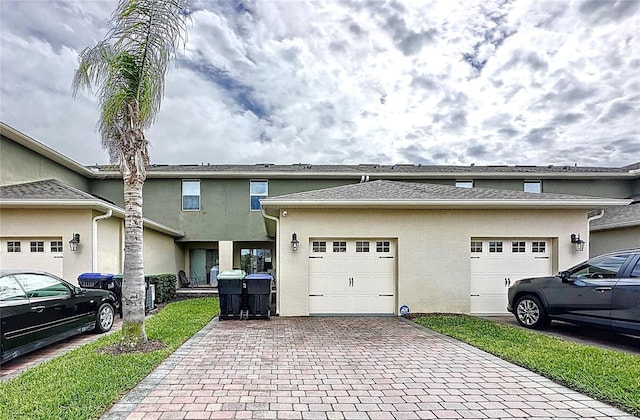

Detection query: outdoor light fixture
xmin=570 ymin=233 xmax=585 ymax=252
xmin=69 ymin=233 xmax=80 ymax=252
xmin=290 ymin=233 xmax=299 ymax=252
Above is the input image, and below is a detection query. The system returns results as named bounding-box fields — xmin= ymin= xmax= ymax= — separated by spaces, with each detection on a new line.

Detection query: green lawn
xmin=414 ymin=314 xmax=640 ymax=416
xmin=0 ymin=297 xmax=219 ymax=420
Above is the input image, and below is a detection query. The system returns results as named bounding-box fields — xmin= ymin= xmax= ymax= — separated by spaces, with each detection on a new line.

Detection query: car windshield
xmin=569 ymin=253 xmax=633 ymax=279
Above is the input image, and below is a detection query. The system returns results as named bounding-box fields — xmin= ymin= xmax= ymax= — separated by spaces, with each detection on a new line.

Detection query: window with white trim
xmin=489 ymin=241 xmax=503 ymax=253
xmin=30 ymin=241 xmax=44 ymax=253
xmin=312 ymin=241 xmax=326 ymax=253
xmin=356 ymin=241 xmax=370 ymax=252
xmin=7 ymin=241 xmax=21 ymax=253
xmin=50 ymin=241 xmax=63 ymax=253
xmin=470 ymin=241 xmax=482 ymax=253
xmin=455 ymin=180 xmax=473 ymax=188
xmin=182 ymin=180 xmax=201 ymax=211
xmin=376 ymin=241 xmax=390 ymax=253
xmin=532 ymin=241 xmax=546 ymax=253
xmin=250 ymin=180 xmax=268 ymax=211
xmin=332 ymin=241 xmax=347 ymax=253
xmin=512 ymin=241 xmax=526 ymax=253
xmin=524 ymin=180 xmax=542 ymax=193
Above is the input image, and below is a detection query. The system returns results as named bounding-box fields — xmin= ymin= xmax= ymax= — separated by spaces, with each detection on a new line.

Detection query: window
xmin=489 ymin=241 xmax=503 ymax=253
xmin=455 ymin=180 xmax=473 ymax=188
xmin=512 ymin=241 xmax=526 ymax=253
xmin=51 ymin=241 xmax=63 ymax=253
xmin=312 ymin=241 xmax=327 ymax=253
xmin=532 ymin=241 xmax=546 ymax=253
xmin=376 ymin=241 xmax=390 ymax=252
xmin=7 ymin=241 xmax=21 ymax=253
xmin=631 ymin=261 xmax=640 ymax=278
xmin=333 ymin=241 xmax=347 ymax=253
xmin=524 ymin=180 xmax=541 ymax=193
xmin=30 ymin=241 xmax=44 ymax=253
xmin=250 ymin=180 xmax=268 ymax=211
xmin=182 ymin=180 xmax=201 ymax=211
xmin=570 ymin=253 xmax=633 ymax=279
xmin=470 ymin=241 xmax=482 ymax=253
xmin=15 ymin=273 xmax=70 ymax=298
xmin=356 ymin=241 xmax=370 ymax=252
xmin=0 ymin=276 xmax=27 ymax=301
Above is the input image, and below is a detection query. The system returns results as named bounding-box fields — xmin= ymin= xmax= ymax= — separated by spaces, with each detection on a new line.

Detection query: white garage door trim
xmin=470 ymin=238 xmax=553 ymax=315
xmin=309 ymin=238 xmax=396 ymax=315
xmin=1 ymin=238 xmax=64 ymax=277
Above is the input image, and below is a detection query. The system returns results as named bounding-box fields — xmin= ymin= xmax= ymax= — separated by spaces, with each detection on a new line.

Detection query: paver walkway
xmin=102 ymin=317 xmax=637 ymax=420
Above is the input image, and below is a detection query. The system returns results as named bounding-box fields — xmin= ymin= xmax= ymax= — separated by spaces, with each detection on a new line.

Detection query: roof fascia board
xmin=261 ymin=198 xmax=631 ymax=210
xmin=0 ymin=199 xmax=184 ymax=237
xmin=1 ymin=122 xmax=96 ymax=178
xmin=90 ymin=170 xmax=638 ymax=180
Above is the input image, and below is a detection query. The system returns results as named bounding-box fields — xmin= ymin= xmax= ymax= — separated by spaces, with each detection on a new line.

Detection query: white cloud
xmin=1 ymin=0 xmax=638 ymax=167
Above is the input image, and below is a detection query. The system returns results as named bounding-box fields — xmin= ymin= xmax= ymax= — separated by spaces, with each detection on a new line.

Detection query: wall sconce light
xmin=69 ymin=233 xmax=80 ymax=252
xmin=570 ymin=233 xmax=585 ymax=252
xmin=290 ymin=233 xmax=299 ymax=252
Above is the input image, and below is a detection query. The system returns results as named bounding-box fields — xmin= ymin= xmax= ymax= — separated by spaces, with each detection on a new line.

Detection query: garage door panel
xmin=470 ymin=238 xmax=553 ymax=314
xmin=309 ymin=238 xmax=396 ymax=315
xmin=1 ymin=238 xmax=64 ymax=277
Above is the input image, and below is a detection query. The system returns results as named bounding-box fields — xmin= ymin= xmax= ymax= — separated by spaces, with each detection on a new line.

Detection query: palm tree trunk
xmin=120 ymin=176 xmax=147 ymax=349
xmin=120 ymin=101 xmax=149 ymax=350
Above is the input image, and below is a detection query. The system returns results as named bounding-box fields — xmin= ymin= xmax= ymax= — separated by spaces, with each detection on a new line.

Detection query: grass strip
xmin=0 ymin=297 xmax=219 ymax=420
xmin=414 ymin=314 xmax=640 ymax=416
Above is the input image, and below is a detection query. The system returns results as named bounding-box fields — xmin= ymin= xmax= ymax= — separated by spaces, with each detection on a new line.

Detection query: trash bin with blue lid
xmin=245 ymin=273 xmax=273 ymax=320
xmin=78 ymin=272 xmax=114 ymax=290
xmin=217 ymin=269 xmax=246 ymax=320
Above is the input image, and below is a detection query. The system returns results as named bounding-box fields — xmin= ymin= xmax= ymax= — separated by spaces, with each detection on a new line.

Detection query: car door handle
xmin=594 ymin=287 xmax=612 ymax=293
xmin=31 ymin=306 xmax=46 ymax=313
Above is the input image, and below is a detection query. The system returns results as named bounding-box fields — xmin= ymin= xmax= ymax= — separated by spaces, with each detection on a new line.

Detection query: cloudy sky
xmin=1 ymin=0 xmax=639 ymax=167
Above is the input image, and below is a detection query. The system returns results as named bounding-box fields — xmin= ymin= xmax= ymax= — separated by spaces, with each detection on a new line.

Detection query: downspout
xmin=92 ymin=209 xmax=113 ymax=272
xmin=261 ymin=207 xmax=280 ymax=316
xmin=586 ymin=209 xmax=605 ymax=255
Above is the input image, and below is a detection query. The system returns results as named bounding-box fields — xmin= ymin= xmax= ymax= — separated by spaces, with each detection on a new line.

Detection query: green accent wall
xmin=88 ymin=177 xmax=358 ymax=241
xmin=0 ymin=135 xmax=89 ymax=189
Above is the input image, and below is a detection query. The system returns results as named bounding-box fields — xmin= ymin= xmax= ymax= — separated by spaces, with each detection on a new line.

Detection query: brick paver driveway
xmin=102 ymin=317 xmax=636 ymax=420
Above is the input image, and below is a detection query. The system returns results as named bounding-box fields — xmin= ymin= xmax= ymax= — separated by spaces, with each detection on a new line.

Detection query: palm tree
xmin=72 ymin=0 xmax=189 ymax=349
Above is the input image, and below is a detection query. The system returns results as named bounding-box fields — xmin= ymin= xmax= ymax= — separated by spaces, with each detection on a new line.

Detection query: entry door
xmin=308 ymin=239 xmax=395 ymax=314
xmin=470 ymin=238 xmax=553 ymax=314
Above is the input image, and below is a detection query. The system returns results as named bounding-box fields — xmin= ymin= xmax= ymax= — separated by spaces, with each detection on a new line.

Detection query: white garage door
xmin=1 ymin=238 xmax=64 ymax=277
xmin=470 ymin=238 xmax=553 ymax=314
xmin=309 ymin=239 xmax=396 ymax=314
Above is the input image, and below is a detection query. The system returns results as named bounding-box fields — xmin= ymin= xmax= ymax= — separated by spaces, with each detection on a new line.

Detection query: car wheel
xmin=95 ymin=303 xmax=115 ymax=333
xmin=514 ymin=295 xmax=550 ymax=329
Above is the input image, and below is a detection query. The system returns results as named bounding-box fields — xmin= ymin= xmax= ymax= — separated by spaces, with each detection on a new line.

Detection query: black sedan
xmin=507 ymin=249 xmax=640 ymax=335
xmin=0 ymin=269 xmax=118 ymax=364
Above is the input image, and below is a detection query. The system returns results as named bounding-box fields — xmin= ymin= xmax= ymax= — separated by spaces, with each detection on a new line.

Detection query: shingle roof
xmin=263 ymin=180 xmax=616 ymax=202
xmin=591 ymin=202 xmax=640 ymax=230
xmin=0 ymin=179 xmax=97 ymax=200
xmin=88 ymin=162 xmax=640 ymax=177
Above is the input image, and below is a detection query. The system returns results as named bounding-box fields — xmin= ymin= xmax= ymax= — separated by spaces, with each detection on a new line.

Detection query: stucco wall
xmin=590 ymin=227 xmax=640 ymax=256
xmin=0 ymin=135 xmax=90 ymax=189
xmin=143 ymin=227 xmax=183 ymax=275
xmin=276 ymin=208 xmax=589 ymax=316
xmin=0 ymin=208 xmax=94 ymax=284
xmin=2 ymin=208 xmax=182 ymax=283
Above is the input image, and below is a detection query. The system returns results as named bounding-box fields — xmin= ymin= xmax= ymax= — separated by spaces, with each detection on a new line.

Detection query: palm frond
xmin=71 ymin=0 xmax=189 ymax=163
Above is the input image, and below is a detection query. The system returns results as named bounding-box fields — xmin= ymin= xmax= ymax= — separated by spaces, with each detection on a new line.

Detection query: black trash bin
xmin=79 ymin=273 xmax=122 ymax=317
xmin=217 ymin=269 xmax=246 ymax=320
xmin=112 ymin=275 xmax=154 ymax=313
xmin=245 ymin=273 xmax=273 ymax=320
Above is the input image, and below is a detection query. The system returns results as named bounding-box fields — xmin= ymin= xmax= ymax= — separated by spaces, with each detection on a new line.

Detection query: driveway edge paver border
xmin=100 ymin=316 xmax=219 ymax=419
